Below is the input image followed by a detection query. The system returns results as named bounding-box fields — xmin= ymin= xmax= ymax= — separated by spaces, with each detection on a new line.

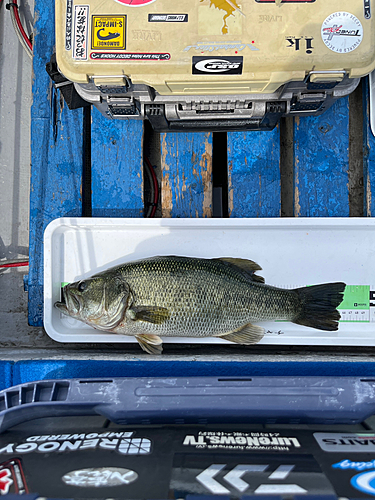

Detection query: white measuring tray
xmin=44 ymin=217 xmax=375 ymax=346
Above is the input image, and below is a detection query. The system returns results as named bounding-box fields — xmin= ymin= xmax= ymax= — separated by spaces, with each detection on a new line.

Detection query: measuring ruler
xmin=338 ymin=285 xmax=375 ymax=323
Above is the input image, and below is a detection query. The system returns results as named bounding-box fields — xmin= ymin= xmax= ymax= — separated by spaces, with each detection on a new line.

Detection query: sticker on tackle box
xmin=73 ymin=5 xmax=89 ymax=60
xmin=92 ymin=16 xmax=126 ymax=50
xmin=321 ymin=12 xmax=363 ymax=53
xmin=65 ymin=0 xmax=73 ymax=50
xmin=315 ymin=433 xmax=375 ymax=452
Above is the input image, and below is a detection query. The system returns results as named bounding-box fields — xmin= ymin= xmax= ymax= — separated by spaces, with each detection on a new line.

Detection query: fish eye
xmin=77 ymin=281 xmax=87 ymax=293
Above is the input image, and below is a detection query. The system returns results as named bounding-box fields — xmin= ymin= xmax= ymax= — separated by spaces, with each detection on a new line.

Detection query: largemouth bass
xmin=55 ymin=256 xmax=346 ymax=354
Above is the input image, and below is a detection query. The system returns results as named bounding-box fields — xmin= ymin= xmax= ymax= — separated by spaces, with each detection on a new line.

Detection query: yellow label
xmin=92 ymin=16 xmax=126 ymax=50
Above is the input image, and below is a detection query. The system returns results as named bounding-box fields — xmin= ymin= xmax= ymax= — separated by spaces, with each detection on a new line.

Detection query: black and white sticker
xmin=0 ymin=431 xmax=152 ymax=456
xmin=183 ymin=431 xmax=301 ymax=451
xmin=171 ymin=454 xmax=335 ymax=498
xmin=364 ymin=0 xmax=371 ymax=19
xmin=315 ymin=433 xmax=375 ymax=452
xmin=73 ymin=5 xmax=89 ymax=60
xmin=192 ymin=56 xmax=243 ymax=75
xmin=321 ymin=12 xmax=363 ymax=53
xmin=65 ymin=0 xmax=73 ymax=50
xmin=62 ymin=467 xmax=138 ymax=487
xmin=148 ymin=14 xmax=188 ymax=22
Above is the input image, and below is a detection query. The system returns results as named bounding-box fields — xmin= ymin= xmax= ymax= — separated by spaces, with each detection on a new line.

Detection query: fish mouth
xmin=54 ymin=287 xmax=80 ymax=315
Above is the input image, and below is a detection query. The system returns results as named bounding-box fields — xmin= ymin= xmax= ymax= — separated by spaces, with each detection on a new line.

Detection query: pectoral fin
xmin=135 ymin=334 xmax=163 ymax=355
xmin=128 ymin=306 xmax=170 ymax=324
xmin=219 ymin=323 xmax=265 ymax=345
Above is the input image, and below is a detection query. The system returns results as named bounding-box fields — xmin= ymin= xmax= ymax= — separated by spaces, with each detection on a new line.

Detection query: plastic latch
xmin=309 ymin=72 xmax=345 ymax=83
xmin=91 ymin=75 xmax=130 ymax=94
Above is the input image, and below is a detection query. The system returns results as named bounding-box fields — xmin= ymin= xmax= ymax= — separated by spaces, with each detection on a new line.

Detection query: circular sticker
xmin=321 ymin=12 xmax=363 ymax=53
xmin=113 ymin=0 xmax=156 ymax=6
xmin=351 ymin=471 xmax=375 ymax=496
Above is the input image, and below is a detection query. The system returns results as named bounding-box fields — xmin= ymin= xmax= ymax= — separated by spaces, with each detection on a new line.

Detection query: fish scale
xmin=105 ymin=256 xmax=302 ymax=337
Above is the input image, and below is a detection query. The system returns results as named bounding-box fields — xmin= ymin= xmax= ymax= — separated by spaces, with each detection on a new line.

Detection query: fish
xmin=54 ymin=256 xmax=346 ymax=355
xmin=97 ymin=29 xmax=121 ymax=41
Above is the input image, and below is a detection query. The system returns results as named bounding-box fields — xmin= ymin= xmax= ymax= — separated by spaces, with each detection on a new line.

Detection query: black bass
xmin=55 ymin=256 xmax=346 ymax=354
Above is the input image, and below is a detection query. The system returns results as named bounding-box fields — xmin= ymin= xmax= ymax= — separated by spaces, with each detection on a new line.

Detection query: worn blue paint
xmin=294 ymin=98 xmax=350 ymax=217
xmin=12 ymin=360 xmax=375 ymax=385
xmin=363 ymin=77 xmax=375 ymax=216
xmin=91 ymin=108 xmax=144 ymax=217
xmin=227 ymin=129 xmax=281 ymax=217
xmin=161 ymin=133 xmax=212 ymax=217
xmin=29 ymin=0 xmax=83 ymax=326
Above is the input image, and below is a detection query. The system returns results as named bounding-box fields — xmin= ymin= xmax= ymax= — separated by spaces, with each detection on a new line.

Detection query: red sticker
xmin=114 ymin=0 xmax=156 ymax=6
xmin=0 ymin=470 xmax=13 ymax=495
xmin=0 ymin=459 xmax=28 ymax=495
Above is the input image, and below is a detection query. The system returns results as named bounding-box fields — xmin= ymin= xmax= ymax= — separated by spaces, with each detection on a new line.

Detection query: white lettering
xmin=0 ymin=444 xmax=14 ymax=453
xmin=38 ymin=442 xmax=60 ymax=452
xmin=290 ymin=438 xmax=301 ymax=448
xmin=259 ymin=437 xmax=271 ymax=445
xmin=15 ymin=443 xmax=38 ymax=453
xmin=183 ymin=435 xmax=206 ymax=445
xmin=247 ymin=437 xmax=260 ymax=446
xmin=69 ymin=434 xmax=86 ymax=440
xmin=278 ymin=437 xmax=291 ymax=446
xmin=59 ymin=440 xmax=82 ymax=451
xmin=221 ymin=436 xmax=236 ymax=444
xmin=81 ymin=439 xmax=99 ymax=449
xmin=99 ymin=439 xmax=119 ymax=450
xmin=235 ymin=437 xmax=247 ymax=445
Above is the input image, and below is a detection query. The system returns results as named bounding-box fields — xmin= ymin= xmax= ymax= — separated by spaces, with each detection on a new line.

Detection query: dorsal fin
xmin=214 ymin=258 xmax=265 ymax=283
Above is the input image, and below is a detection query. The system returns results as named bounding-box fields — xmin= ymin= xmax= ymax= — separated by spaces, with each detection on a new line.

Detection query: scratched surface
xmin=91 ymin=108 xmax=144 ymax=217
xmin=227 ymin=128 xmax=281 ymax=218
xmin=29 ymin=0 xmax=83 ymax=326
xmin=293 ymin=97 xmax=350 ymax=217
xmin=160 ymin=133 xmax=213 ymax=217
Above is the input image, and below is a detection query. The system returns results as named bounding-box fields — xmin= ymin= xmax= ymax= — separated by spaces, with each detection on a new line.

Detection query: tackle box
xmin=52 ymin=0 xmax=375 ymax=131
xmin=1 ymin=376 xmax=375 ymax=498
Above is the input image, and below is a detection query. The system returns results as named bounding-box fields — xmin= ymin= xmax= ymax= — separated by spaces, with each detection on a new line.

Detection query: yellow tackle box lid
xmin=56 ymin=0 xmax=375 ymax=95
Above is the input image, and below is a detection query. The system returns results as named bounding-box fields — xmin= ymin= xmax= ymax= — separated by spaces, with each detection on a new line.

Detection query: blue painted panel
xmin=227 ymin=129 xmax=281 ymax=217
xmin=91 ymin=108 xmax=144 ymax=217
xmin=293 ymin=98 xmax=350 ymax=217
xmin=160 ymin=133 xmax=213 ymax=217
xmin=0 ymin=362 xmax=13 ymax=391
xmin=29 ymin=0 xmax=83 ymax=326
xmin=12 ymin=360 xmax=375 ymax=385
xmin=363 ymin=77 xmax=375 ymax=216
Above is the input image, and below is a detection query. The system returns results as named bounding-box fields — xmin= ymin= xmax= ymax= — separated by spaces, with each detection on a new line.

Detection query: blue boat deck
xmin=26 ymin=0 xmax=375 ymax=356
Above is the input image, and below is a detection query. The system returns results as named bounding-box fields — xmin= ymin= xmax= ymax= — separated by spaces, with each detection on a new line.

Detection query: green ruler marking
xmin=338 ymin=285 xmax=370 ymax=322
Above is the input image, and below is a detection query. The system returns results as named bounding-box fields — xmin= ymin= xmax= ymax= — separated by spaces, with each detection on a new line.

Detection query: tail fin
xmin=293 ymin=282 xmax=346 ymax=331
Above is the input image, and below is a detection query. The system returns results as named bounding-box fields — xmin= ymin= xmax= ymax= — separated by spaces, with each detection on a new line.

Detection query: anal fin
xmin=219 ymin=323 xmax=265 ymax=345
xmin=135 ymin=334 xmax=163 ymax=355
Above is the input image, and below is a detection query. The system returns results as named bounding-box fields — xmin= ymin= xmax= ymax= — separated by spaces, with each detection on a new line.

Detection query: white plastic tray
xmin=44 ymin=217 xmax=375 ymax=346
